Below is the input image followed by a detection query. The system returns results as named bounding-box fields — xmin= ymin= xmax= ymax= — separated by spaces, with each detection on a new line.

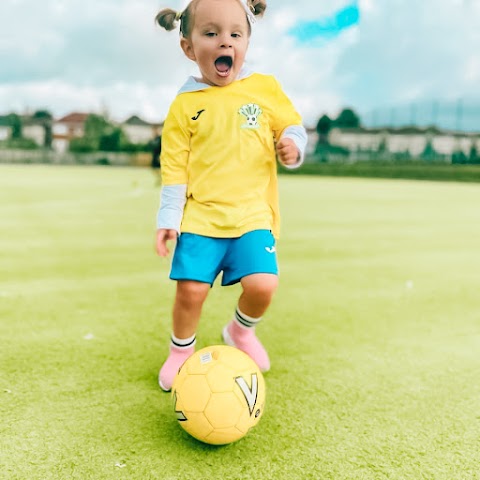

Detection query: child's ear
xmin=180 ymin=38 xmax=196 ymax=61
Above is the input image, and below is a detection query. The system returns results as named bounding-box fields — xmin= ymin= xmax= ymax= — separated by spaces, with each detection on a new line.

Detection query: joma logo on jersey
xmin=235 ymin=373 xmax=259 ymax=416
xmin=239 ymin=103 xmax=262 ymax=129
xmin=191 ymin=109 xmax=205 ymax=120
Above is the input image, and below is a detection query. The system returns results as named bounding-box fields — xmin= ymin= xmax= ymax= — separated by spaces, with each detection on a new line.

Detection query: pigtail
xmin=155 ymin=8 xmax=180 ymax=31
xmin=248 ymin=0 xmax=267 ymax=17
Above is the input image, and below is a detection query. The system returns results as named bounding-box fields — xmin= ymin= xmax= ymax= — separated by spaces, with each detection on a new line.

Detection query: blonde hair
xmin=155 ymin=0 xmax=267 ymax=38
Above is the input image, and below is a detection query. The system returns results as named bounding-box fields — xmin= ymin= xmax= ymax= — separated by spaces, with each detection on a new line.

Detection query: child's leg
xmin=223 ymin=273 xmax=278 ymax=372
xmin=172 ymin=280 xmax=210 ymax=338
xmin=159 ymin=280 xmax=210 ymax=391
xmin=238 ymin=273 xmax=278 ymax=318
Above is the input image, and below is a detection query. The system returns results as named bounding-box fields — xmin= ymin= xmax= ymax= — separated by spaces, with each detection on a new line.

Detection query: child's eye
xmin=231 ymin=33 xmax=241 ymax=38
xmin=205 ymin=32 xmax=217 ymax=37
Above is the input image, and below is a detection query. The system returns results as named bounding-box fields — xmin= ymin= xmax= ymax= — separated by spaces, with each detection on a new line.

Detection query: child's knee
xmin=176 ymin=281 xmax=210 ymax=306
xmin=242 ymin=274 xmax=278 ymax=300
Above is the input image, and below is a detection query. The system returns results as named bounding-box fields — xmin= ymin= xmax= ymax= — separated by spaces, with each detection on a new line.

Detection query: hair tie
xmin=175 ymin=10 xmax=183 ymax=22
xmin=241 ymin=1 xmax=256 ymax=24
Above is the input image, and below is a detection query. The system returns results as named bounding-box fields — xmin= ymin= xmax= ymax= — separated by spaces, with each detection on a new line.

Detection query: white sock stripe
xmin=171 ymin=333 xmax=196 ymax=348
xmin=235 ymin=308 xmax=261 ymax=328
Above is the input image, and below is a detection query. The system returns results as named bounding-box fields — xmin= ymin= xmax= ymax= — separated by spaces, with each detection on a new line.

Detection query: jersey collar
xmin=177 ymin=65 xmax=254 ymax=94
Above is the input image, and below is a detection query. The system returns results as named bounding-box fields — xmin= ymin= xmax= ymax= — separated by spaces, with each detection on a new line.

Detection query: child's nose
xmin=219 ymin=34 xmax=232 ymax=48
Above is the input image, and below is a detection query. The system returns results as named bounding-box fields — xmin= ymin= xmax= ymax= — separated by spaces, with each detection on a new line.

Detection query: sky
xmin=1 ymin=0 xmax=479 ymax=129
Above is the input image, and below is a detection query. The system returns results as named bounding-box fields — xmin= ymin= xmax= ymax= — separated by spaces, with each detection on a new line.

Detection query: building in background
xmin=22 ymin=116 xmax=47 ymax=146
xmin=0 ymin=116 xmax=11 ymax=141
xmin=2 ymin=107 xmax=478 ymax=164
xmin=52 ymin=113 xmax=90 ymax=153
xmin=122 ymin=115 xmax=162 ymax=145
xmin=325 ymin=126 xmax=480 ymax=161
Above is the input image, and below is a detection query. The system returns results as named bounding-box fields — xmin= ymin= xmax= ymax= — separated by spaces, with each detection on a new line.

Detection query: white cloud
xmin=464 ymin=56 xmax=480 ymax=84
xmin=0 ymin=0 xmax=479 ymax=128
xmin=335 ymin=0 xmax=480 ymax=110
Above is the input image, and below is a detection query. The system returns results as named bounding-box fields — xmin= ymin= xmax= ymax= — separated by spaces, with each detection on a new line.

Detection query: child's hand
xmin=276 ymin=138 xmax=300 ymax=166
xmin=156 ymin=228 xmax=177 ymax=257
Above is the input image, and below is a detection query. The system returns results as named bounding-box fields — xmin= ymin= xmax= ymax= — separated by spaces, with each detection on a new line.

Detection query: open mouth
xmin=214 ymin=56 xmax=233 ymax=77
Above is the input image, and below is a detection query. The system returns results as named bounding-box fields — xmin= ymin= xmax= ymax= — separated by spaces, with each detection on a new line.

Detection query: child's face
xmin=181 ymin=0 xmax=250 ymax=87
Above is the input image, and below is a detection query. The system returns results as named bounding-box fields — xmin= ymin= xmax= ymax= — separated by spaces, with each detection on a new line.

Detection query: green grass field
xmin=1 ymin=164 xmax=480 ymax=479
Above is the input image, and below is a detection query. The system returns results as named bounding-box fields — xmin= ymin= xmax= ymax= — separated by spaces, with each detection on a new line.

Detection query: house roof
xmin=123 ymin=115 xmax=151 ymax=126
xmin=56 ymin=113 xmax=90 ymax=124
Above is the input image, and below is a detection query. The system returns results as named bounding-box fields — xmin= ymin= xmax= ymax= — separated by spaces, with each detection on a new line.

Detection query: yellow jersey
xmin=160 ymin=72 xmax=303 ymax=238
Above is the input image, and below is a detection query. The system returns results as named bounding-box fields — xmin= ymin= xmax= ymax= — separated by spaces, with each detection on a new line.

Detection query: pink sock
xmin=158 ymin=334 xmax=196 ymax=391
xmin=223 ymin=308 xmax=270 ymax=372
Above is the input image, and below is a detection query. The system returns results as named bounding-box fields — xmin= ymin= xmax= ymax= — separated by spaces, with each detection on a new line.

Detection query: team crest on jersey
xmin=239 ymin=103 xmax=262 ymax=129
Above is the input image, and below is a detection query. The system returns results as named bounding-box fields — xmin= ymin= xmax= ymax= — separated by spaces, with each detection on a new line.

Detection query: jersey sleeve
xmin=160 ymin=100 xmax=190 ymax=186
xmin=270 ymin=77 xmax=303 ymax=142
xmin=156 ymin=184 xmax=187 ymax=232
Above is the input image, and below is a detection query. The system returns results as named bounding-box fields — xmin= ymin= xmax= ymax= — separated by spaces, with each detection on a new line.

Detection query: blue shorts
xmin=170 ymin=229 xmax=278 ymax=286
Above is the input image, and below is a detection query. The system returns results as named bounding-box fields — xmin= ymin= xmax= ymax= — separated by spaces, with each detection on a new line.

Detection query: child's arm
xmin=276 ymin=125 xmax=308 ymax=169
xmin=269 ymin=76 xmax=308 ymax=169
xmin=156 ymin=184 xmax=187 ymax=257
xmin=156 ymin=228 xmax=178 ymax=257
xmin=155 ymin=100 xmax=190 ymax=257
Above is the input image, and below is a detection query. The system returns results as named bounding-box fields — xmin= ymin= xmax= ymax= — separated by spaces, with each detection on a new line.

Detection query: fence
xmin=364 ymin=100 xmax=480 ymax=133
xmin=0 ymin=149 xmax=152 ymax=167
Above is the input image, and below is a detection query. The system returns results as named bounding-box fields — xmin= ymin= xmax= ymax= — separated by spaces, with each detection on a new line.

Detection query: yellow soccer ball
xmin=171 ymin=345 xmax=266 ymax=445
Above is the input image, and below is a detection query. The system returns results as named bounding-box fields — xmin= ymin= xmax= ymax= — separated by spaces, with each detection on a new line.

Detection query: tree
xmin=468 ymin=143 xmax=479 ymax=164
xmin=83 ymin=114 xmax=111 ymax=140
xmin=452 ymin=150 xmax=467 ymax=164
xmin=316 ymin=114 xmax=333 ymax=137
xmin=69 ymin=114 xmax=131 ymax=153
xmin=421 ymin=139 xmax=437 ymax=162
xmin=69 ymin=137 xmax=97 ymax=153
xmin=314 ymin=114 xmax=333 ymax=161
xmin=7 ymin=113 xmax=22 ymax=139
xmin=32 ymin=110 xmax=53 ymax=120
xmin=99 ymin=127 xmax=127 ymax=152
xmin=33 ymin=110 xmax=53 ymax=148
xmin=334 ymin=108 xmax=361 ymax=129
xmin=315 ymin=114 xmax=333 ymax=152
xmin=70 ymin=114 xmax=114 ymax=153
